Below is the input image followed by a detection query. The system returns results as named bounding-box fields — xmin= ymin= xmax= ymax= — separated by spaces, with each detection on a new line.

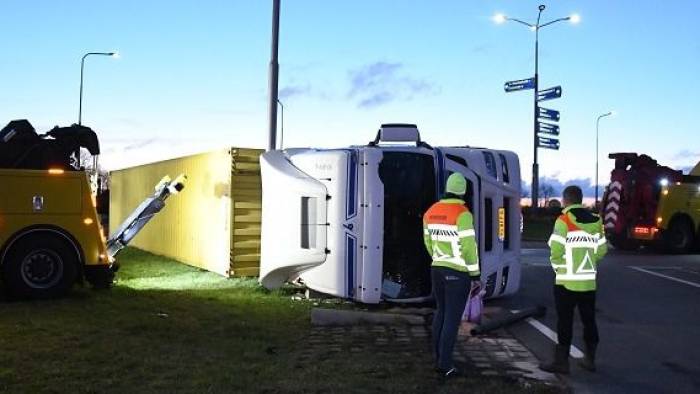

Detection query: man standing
xmin=423 ymin=173 xmax=481 ymax=378
xmin=540 ymin=185 xmax=607 ymax=374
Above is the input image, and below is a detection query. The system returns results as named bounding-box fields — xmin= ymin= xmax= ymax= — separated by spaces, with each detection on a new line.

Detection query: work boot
xmin=578 ymin=344 xmax=597 ymax=372
xmin=539 ymin=345 xmax=570 ymax=374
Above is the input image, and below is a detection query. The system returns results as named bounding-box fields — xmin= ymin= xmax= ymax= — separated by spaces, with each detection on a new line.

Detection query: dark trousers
xmin=554 ymin=285 xmax=599 ymax=350
xmin=431 ymin=267 xmax=471 ymax=370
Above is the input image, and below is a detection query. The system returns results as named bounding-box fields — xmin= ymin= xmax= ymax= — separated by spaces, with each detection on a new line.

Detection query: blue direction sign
xmin=538 ymin=136 xmax=560 ymax=150
xmin=537 ymin=86 xmax=562 ymax=101
xmin=537 ymin=106 xmax=560 ymax=121
xmin=537 ymin=121 xmax=560 ymax=136
xmin=504 ymin=78 xmax=535 ymax=92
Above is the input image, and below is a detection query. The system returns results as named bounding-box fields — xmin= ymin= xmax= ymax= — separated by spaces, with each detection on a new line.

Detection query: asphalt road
xmin=494 ymin=248 xmax=700 ymax=394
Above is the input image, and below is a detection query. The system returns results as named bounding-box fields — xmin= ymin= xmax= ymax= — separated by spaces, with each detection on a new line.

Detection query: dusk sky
xmin=2 ymin=1 xmax=698 ymax=195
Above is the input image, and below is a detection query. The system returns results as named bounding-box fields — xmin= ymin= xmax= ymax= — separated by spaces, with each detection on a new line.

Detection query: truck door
xmin=258 ymin=150 xmax=329 ymax=289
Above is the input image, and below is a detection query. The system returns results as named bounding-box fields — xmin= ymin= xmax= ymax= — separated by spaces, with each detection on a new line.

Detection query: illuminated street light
xmin=595 ymin=111 xmax=614 ymax=207
xmin=79 ymin=51 xmax=118 ymax=125
xmin=493 ymin=13 xmax=506 ymax=24
xmin=494 ymin=4 xmax=580 ymax=207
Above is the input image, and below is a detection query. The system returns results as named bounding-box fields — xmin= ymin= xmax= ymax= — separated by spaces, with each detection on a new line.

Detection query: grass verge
xmin=0 ymin=248 xmax=559 ymax=393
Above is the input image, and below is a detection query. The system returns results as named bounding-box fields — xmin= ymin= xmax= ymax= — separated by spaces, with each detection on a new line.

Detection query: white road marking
xmin=511 ymin=310 xmax=584 ymax=359
xmin=629 ymin=266 xmax=700 ymax=288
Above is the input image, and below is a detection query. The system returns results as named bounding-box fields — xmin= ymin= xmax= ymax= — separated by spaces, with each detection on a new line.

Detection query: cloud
xmin=679 ymin=166 xmax=693 ymax=174
xmin=522 ymin=176 xmax=602 ymax=199
xmin=347 ymin=61 xmax=438 ymax=109
xmin=279 ymin=84 xmax=311 ymax=100
xmin=471 ymin=44 xmax=491 ymax=54
xmin=673 ymin=149 xmax=700 ymax=161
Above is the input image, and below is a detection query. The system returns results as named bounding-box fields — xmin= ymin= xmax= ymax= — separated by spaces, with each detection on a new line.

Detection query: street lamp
xmin=595 ymin=111 xmax=614 ymax=207
xmin=494 ymin=5 xmax=579 ymax=207
xmin=276 ymin=98 xmax=284 ymax=149
xmin=79 ymin=51 xmax=118 ymax=125
xmin=268 ymin=0 xmax=281 ymax=151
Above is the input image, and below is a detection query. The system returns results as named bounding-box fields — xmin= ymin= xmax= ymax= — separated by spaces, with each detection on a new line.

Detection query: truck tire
xmin=1 ymin=233 xmax=79 ymax=299
xmin=663 ymin=218 xmax=695 ymax=254
xmin=608 ymin=234 xmax=640 ymax=251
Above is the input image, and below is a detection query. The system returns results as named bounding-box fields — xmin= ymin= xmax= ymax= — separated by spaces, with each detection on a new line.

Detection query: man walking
xmin=423 ymin=173 xmax=481 ymax=378
xmin=540 ymin=185 xmax=607 ymax=374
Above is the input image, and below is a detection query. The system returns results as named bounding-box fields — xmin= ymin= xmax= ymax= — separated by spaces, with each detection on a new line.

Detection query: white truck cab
xmin=259 ymin=124 xmax=521 ymax=303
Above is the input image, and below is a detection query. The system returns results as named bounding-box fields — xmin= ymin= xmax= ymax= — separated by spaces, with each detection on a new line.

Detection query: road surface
xmin=495 ymin=248 xmax=700 ymax=394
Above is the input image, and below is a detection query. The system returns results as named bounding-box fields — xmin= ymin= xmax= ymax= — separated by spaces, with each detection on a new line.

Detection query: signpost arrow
xmin=537 ymin=86 xmax=562 ymax=101
xmin=537 ymin=106 xmax=560 ymax=121
xmin=537 ymin=121 xmax=560 ymax=136
xmin=504 ymin=77 xmax=535 ymax=92
xmin=538 ymin=136 xmax=560 ymax=150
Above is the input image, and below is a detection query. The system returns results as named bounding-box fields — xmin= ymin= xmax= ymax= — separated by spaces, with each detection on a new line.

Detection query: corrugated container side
xmin=110 ymin=149 xmax=234 ymax=276
xmin=230 ymin=148 xmax=263 ymax=277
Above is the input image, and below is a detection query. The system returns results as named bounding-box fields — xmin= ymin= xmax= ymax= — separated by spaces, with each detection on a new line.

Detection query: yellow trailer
xmin=109 ymin=148 xmax=263 ymax=277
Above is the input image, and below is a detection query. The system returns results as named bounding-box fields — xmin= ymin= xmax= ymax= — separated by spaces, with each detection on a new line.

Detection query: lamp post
xmin=595 ymin=111 xmax=614 ymax=207
xmin=79 ymin=51 xmax=118 ymax=125
xmin=494 ymin=5 xmax=579 ymax=207
xmin=276 ymin=98 xmax=284 ymax=149
xmin=268 ymin=0 xmax=281 ymax=151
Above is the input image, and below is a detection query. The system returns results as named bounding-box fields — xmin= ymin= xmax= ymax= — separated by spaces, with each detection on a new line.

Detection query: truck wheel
xmin=664 ymin=219 xmax=694 ymax=254
xmin=608 ymin=234 xmax=640 ymax=251
xmin=1 ymin=233 xmax=78 ymax=299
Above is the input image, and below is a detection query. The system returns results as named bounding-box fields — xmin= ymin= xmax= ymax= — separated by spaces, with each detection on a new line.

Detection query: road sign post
xmin=537 ymin=86 xmax=562 ymax=101
xmin=504 ymin=78 xmax=535 ymax=92
xmin=537 ymin=107 xmax=560 ymax=121
xmin=538 ymin=136 xmax=560 ymax=150
xmin=505 ymin=78 xmax=564 ymax=206
xmin=537 ymin=121 xmax=560 ymax=135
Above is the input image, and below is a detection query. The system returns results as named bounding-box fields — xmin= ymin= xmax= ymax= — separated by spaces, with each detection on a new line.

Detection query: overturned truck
xmin=259 ymin=124 xmax=522 ymax=303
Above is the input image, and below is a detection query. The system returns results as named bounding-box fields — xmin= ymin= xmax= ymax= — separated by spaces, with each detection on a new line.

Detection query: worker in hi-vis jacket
xmin=540 ymin=185 xmax=608 ymax=374
xmin=423 ymin=173 xmax=482 ymax=378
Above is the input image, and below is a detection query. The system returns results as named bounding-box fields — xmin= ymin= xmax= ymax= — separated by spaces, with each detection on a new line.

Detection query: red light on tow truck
xmin=633 ymin=226 xmax=650 ymax=235
xmin=632 ymin=226 xmax=658 ymax=240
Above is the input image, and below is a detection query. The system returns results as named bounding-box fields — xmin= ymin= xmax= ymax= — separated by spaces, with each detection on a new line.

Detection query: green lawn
xmin=0 ymin=249 xmax=558 ymax=393
xmin=523 ymin=215 xmax=557 ymax=242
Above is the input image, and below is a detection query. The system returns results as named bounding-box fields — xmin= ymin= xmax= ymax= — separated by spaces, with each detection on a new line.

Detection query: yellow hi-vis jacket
xmin=548 ymin=204 xmax=608 ymax=291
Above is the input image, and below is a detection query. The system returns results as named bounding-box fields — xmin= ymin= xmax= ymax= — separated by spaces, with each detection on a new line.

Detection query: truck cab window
xmin=499 ymin=154 xmax=510 ymax=183
xmin=483 ymin=152 xmax=498 ymax=179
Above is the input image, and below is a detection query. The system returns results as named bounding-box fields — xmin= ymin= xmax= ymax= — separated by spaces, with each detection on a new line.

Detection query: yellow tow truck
xmin=0 ymin=120 xmax=185 ymax=298
xmin=603 ymin=153 xmax=700 ymax=253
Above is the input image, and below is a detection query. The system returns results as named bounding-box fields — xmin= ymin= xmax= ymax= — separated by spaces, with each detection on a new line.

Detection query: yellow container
xmin=109 ymin=148 xmax=263 ymax=277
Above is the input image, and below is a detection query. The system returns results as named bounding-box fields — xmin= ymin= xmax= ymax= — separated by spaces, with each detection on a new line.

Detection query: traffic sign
xmin=537 ymin=121 xmax=560 ymax=135
xmin=504 ymin=78 xmax=535 ymax=92
xmin=537 ymin=107 xmax=560 ymax=121
xmin=538 ymin=136 xmax=560 ymax=150
xmin=537 ymin=86 xmax=562 ymax=101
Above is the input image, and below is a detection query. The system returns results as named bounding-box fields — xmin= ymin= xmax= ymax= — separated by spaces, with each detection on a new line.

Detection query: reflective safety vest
xmin=422 ymin=198 xmax=480 ymax=277
xmin=548 ymin=205 xmax=608 ymax=292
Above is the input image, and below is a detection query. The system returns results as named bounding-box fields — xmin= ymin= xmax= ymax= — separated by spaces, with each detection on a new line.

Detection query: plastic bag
xmin=463 ymin=287 xmax=486 ymax=323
